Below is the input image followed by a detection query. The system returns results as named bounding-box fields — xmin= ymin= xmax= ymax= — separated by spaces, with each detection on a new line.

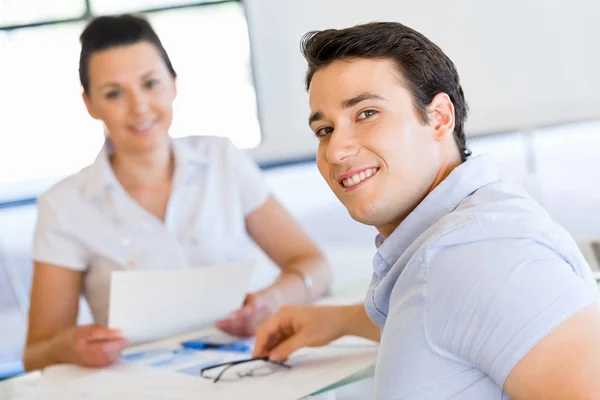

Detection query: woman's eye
xmin=315 ymin=127 xmax=333 ymax=138
xmin=106 ymin=90 xmax=120 ymax=100
xmin=357 ymin=110 xmax=378 ymax=120
xmin=145 ymin=79 xmax=159 ymax=89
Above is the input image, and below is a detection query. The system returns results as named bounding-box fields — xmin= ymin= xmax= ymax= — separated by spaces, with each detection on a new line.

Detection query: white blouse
xmin=32 ymin=136 xmax=269 ymax=325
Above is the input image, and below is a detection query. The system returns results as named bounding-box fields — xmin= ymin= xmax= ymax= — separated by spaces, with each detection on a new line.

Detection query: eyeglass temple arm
xmin=201 ymin=357 xmax=271 ymax=382
xmin=267 ymin=359 xmax=292 ymax=368
xmin=201 ymin=357 xmax=293 ymax=383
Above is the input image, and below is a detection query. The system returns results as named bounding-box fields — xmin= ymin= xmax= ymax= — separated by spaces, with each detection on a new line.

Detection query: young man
xmin=253 ymin=22 xmax=600 ymax=399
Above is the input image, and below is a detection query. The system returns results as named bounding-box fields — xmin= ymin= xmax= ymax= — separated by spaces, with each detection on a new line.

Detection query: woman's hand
xmin=57 ymin=324 xmax=129 ymax=367
xmin=215 ymin=291 xmax=281 ymax=337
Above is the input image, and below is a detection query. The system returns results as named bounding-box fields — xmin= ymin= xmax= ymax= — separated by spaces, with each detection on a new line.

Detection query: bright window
xmin=0 ymin=1 xmax=261 ymax=193
xmin=0 ymin=0 xmax=85 ymax=27
xmin=91 ymin=0 xmax=218 ymax=14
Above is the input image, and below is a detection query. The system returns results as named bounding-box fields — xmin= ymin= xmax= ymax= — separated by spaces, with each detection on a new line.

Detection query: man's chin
xmin=346 ymin=206 xmax=376 ymax=227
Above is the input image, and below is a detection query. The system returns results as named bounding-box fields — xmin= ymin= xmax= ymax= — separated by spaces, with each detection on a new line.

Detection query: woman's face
xmin=83 ymin=41 xmax=177 ymax=154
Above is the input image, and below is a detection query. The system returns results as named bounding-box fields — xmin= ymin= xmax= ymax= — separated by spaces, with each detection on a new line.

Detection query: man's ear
xmin=428 ymin=92 xmax=455 ymax=142
xmin=82 ymin=92 xmax=100 ymax=120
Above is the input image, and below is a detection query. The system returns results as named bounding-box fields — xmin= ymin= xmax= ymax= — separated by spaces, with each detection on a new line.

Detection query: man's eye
xmin=357 ymin=110 xmax=378 ymax=120
xmin=315 ymin=127 xmax=333 ymax=138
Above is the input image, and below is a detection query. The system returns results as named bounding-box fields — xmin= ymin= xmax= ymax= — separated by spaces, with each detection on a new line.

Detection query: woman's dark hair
xmin=79 ymin=14 xmax=177 ymax=93
xmin=301 ymin=22 xmax=471 ymax=161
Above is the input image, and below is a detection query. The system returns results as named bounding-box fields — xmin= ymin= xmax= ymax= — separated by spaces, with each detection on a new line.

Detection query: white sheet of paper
xmin=109 ymin=259 xmax=255 ymax=344
xmin=36 ymin=364 xmax=210 ymax=400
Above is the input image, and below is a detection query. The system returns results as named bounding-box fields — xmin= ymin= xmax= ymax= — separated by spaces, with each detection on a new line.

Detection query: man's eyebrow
xmin=308 ymin=93 xmax=385 ymax=126
xmin=341 ymin=92 xmax=385 ymax=109
xmin=308 ymin=111 xmax=324 ymax=126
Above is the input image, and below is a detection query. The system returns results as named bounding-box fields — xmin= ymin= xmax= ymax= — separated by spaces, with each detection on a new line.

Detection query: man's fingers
xmin=254 ymin=312 xmax=292 ymax=358
xmin=253 ymin=330 xmax=283 ymax=358
xmin=268 ymin=333 xmax=309 ymax=362
xmin=254 ymin=323 xmax=277 ymax=357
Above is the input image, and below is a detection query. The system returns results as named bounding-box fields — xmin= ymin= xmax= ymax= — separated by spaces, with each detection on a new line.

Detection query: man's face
xmin=308 ymin=58 xmax=456 ymax=236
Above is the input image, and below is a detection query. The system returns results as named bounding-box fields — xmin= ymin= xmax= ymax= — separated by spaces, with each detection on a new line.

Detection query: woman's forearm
xmin=268 ymin=254 xmax=332 ymax=307
xmin=23 ymin=332 xmax=70 ymax=371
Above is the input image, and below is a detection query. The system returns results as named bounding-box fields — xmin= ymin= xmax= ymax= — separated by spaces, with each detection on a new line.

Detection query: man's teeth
xmin=342 ymin=168 xmax=378 ymax=188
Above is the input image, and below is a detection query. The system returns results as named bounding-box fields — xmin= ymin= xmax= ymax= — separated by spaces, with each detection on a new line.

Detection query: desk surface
xmin=0 ymin=282 xmax=374 ymax=400
xmin=3 ymin=238 xmax=600 ymax=400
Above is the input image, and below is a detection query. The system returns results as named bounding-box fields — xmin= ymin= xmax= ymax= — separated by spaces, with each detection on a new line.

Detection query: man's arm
xmin=424 ymin=230 xmax=600 ymax=399
xmin=504 ymin=304 xmax=600 ymax=400
xmin=254 ymin=303 xmax=379 ymax=362
xmin=343 ymin=303 xmax=381 ymax=342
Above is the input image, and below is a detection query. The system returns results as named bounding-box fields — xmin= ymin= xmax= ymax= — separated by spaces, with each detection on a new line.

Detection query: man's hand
xmin=253 ymin=305 xmax=351 ymax=362
xmin=216 ymin=292 xmax=279 ymax=337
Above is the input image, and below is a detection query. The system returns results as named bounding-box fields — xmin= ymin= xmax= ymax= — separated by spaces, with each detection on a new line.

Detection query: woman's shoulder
xmin=37 ymin=164 xmax=97 ymax=210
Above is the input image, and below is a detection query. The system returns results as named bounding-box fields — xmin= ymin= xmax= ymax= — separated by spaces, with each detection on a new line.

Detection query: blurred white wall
xmin=245 ymin=0 xmax=600 ymax=162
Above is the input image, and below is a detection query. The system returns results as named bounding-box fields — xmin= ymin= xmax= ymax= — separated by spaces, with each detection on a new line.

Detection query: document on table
xmin=24 ymin=285 xmax=380 ymax=400
xmin=108 ymin=259 xmax=255 ymax=344
xmin=30 ymin=364 xmax=210 ymax=400
xmin=120 ymin=338 xmax=247 ymax=377
xmin=31 ymin=345 xmax=377 ymax=400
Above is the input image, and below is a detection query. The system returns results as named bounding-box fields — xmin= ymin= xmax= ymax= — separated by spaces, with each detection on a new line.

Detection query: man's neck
xmin=426 ymin=152 xmax=463 ymax=195
xmin=375 ymin=151 xmax=463 ymax=239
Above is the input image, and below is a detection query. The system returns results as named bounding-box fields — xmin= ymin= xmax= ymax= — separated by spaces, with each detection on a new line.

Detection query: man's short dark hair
xmin=301 ymin=22 xmax=471 ymax=161
xmin=79 ymin=14 xmax=176 ymax=94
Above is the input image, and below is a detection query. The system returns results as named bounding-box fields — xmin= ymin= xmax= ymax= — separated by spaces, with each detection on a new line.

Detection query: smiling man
xmin=254 ymin=22 xmax=600 ymax=399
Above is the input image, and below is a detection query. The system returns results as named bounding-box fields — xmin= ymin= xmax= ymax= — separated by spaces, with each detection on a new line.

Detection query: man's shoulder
xmin=426 ymin=181 xmax=558 ymax=248
xmin=410 ymin=180 xmax=587 ymax=283
xmin=416 ymin=182 xmax=590 ymax=288
xmin=420 ymin=208 xmax=589 ymax=320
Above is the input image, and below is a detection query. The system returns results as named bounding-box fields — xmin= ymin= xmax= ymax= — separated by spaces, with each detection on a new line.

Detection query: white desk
xmin=4 ymin=237 xmax=599 ymax=400
xmin=0 ymin=281 xmax=375 ymax=400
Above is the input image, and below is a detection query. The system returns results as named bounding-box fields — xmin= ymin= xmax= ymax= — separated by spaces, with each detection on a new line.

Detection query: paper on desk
xmin=121 ymin=345 xmax=378 ymax=400
xmin=33 ymin=345 xmax=376 ymax=400
xmin=109 ymin=259 xmax=255 ymax=344
xmin=254 ymin=345 xmax=378 ymax=399
xmin=35 ymin=364 xmax=210 ymax=400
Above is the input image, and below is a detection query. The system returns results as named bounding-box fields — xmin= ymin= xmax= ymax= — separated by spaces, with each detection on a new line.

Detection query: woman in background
xmin=23 ymin=14 xmax=330 ymax=371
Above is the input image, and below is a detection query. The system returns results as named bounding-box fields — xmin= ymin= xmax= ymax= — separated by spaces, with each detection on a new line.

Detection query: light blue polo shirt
xmin=365 ymin=155 xmax=599 ymax=399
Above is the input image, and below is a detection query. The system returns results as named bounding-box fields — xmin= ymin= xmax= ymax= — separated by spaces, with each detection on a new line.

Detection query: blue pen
xmin=181 ymin=340 xmax=250 ymax=353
